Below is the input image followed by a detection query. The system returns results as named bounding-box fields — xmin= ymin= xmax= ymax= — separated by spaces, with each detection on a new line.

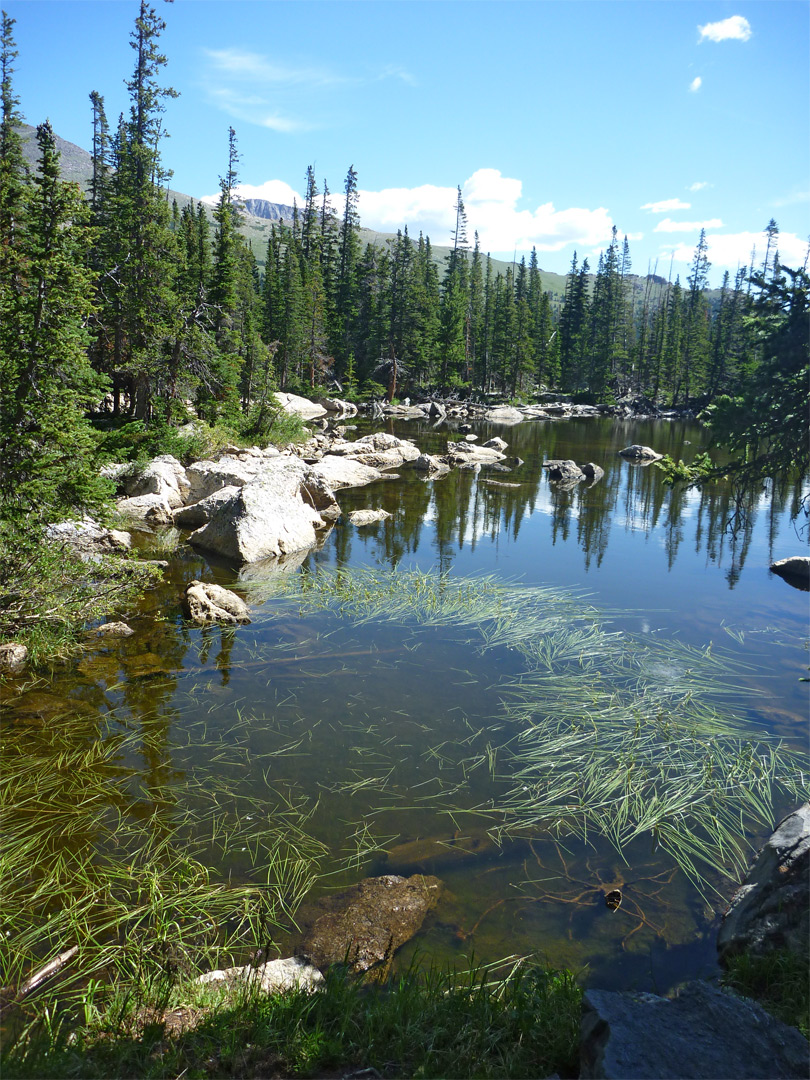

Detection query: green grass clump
xmin=722 ymin=949 xmax=810 ymax=1037
xmin=2 ymin=959 xmax=582 ymax=1079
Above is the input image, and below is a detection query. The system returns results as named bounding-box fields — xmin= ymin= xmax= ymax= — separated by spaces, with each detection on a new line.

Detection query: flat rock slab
xmin=580 ymin=981 xmax=809 ymax=1079
xmin=296 ymin=874 xmax=442 ymax=972
xmin=718 ymin=802 xmax=809 ymax=962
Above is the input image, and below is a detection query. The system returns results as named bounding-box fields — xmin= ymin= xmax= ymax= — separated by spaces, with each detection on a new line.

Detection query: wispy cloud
xmin=376 ymin=64 xmax=418 ymax=86
xmin=698 ymin=16 xmax=752 ymax=43
xmin=771 ymin=190 xmax=810 ymax=208
xmin=688 ymin=76 xmax=702 ymax=93
xmin=204 ymin=48 xmax=348 ymax=88
xmin=688 ymin=181 xmax=710 ymax=192
xmin=654 ymin=217 xmax=724 ymax=234
xmin=641 ymin=198 xmax=691 ymax=214
xmin=205 ymin=87 xmax=311 ymax=133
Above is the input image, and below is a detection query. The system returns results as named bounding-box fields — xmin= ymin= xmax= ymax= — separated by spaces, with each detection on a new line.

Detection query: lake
xmin=3 ymin=413 xmax=808 ymax=995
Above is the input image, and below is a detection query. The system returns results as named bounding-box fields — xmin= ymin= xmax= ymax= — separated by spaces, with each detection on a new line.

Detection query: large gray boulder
xmin=327 ymin=432 xmax=420 ymax=470
xmin=296 ymin=874 xmax=442 ymax=973
xmin=580 ymin=981 xmax=809 ymax=1079
xmin=172 ymin=486 xmax=241 ymax=530
xmin=188 ymin=459 xmax=339 ymax=564
xmin=315 ymin=397 xmax=358 ymax=418
xmin=274 ymin=391 xmax=327 ymax=420
xmin=311 ymin=455 xmax=383 ymax=490
xmin=414 ymin=453 xmax=450 ymax=479
xmin=185 ymin=457 xmax=264 ymax=504
xmin=718 ymin=802 xmax=810 ymax=962
xmin=483 ymin=405 xmax=524 ymax=424
xmin=115 ymin=493 xmax=174 ymax=527
xmin=121 ymin=454 xmax=190 ymax=509
xmin=445 ymin=442 xmax=506 ymax=467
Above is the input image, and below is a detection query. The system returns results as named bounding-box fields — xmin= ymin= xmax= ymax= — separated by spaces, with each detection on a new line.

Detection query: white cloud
xmin=688 ymin=181 xmax=710 ymax=192
xmin=698 ymin=15 xmax=752 ymax=43
xmin=220 ymin=168 xmax=617 ymax=256
xmin=201 ymin=179 xmax=304 ymax=207
xmin=355 ymin=169 xmax=615 ymax=254
xmin=654 ymin=217 xmax=724 ymax=233
xmin=662 ymin=229 xmax=808 ymax=271
xmin=689 ymin=76 xmax=702 ymax=93
xmin=641 ymin=198 xmax=691 ymax=213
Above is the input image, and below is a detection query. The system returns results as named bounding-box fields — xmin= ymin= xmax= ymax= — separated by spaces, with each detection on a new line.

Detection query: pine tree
xmin=0 ymin=122 xmax=106 ymax=520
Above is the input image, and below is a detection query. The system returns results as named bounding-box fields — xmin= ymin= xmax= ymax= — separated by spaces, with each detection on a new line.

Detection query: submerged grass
xmin=2 ymin=957 xmax=582 ymax=1080
xmin=0 ymin=710 xmax=325 ymax=1025
xmin=260 ymin=566 xmax=808 ymax=890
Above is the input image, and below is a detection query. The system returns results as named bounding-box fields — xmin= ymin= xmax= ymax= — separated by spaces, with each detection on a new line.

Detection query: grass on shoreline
xmin=2 ymin=959 xmax=583 ymax=1080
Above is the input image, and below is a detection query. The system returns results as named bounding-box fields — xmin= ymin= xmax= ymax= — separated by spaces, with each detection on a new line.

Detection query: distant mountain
xmin=238 ymin=198 xmax=296 ymax=222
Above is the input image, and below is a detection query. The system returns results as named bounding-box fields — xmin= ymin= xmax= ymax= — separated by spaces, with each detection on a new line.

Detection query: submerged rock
xmin=296 ymin=874 xmax=442 ymax=973
xmin=184 ymin=580 xmax=251 ymax=625
xmin=717 ymin=802 xmax=809 ymax=963
xmin=580 ymin=981 xmax=809 ymax=1079
xmin=94 ymin=622 xmax=135 ymax=637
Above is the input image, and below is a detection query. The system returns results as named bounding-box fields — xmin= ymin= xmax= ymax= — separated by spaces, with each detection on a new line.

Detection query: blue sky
xmin=7 ymin=0 xmax=809 ymax=283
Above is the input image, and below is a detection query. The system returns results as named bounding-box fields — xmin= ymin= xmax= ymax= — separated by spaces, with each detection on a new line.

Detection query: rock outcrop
xmin=120 ymin=454 xmax=190 ymax=509
xmin=296 ymin=874 xmax=442 ymax=973
xmin=717 ymin=802 xmax=810 ymax=963
xmin=580 ymin=981 xmax=809 ymax=1079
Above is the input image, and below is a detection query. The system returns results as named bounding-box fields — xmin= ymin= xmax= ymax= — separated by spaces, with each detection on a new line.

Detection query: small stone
xmin=94 ymin=622 xmax=135 ymax=637
xmin=0 ymin=643 xmax=28 ymax=673
xmin=184 ymin=580 xmax=251 ymax=625
xmin=618 ymin=445 xmax=662 ymax=462
xmin=347 ymin=509 xmax=391 ymax=526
